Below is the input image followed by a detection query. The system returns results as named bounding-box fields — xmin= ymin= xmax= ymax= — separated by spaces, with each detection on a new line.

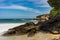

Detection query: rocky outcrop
xmin=3 ymin=14 xmax=50 ymax=36
xmin=40 ymin=14 xmax=60 ymax=34
xmin=36 ymin=14 xmax=51 ymax=27
xmin=35 ymin=14 xmax=50 ymax=22
xmin=3 ymin=14 xmax=60 ymax=36
xmin=3 ymin=22 xmax=39 ymax=36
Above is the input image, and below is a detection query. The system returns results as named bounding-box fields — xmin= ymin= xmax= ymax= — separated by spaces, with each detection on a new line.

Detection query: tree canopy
xmin=48 ymin=0 xmax=60 ymax=10
xmin=48 ymin=0 xmax=60 ymax=16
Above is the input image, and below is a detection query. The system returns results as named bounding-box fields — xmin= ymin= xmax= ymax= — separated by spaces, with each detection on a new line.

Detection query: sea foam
xmin=0 ymin=23 xmax=25 ymax=35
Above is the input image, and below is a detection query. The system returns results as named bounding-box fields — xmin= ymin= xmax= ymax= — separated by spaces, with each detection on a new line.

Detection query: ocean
xmin=0 ymin=18 xmax=33 ymax=23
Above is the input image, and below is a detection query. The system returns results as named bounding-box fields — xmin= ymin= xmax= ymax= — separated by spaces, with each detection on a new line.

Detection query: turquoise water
xmin=0 ymin=18 xmax=33 ymax=23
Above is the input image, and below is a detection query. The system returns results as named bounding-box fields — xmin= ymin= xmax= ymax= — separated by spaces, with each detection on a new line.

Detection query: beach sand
xmin=0 ymin=23 xmax=60 ymax=40
xmin=0 ymin=32 xmax=60 ymax=40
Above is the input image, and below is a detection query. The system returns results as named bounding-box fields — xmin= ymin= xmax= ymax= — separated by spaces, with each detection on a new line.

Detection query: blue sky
xmin=0 ymin=0 xmax=51 ymax=19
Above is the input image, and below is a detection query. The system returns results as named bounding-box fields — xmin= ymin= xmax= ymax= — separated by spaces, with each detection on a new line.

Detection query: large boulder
xmin=40 ymin=14 xmax=60 ymax=34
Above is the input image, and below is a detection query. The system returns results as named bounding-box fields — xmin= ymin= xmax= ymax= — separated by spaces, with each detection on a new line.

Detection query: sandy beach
xmin=0 ymin=23 xmax=60 ymax=40
xmin=0 ymin=32 xmax=60 ymax=40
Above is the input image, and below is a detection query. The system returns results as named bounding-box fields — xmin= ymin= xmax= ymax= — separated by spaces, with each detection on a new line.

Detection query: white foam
xmin=0 ymin=23 xmax=25 ymax=35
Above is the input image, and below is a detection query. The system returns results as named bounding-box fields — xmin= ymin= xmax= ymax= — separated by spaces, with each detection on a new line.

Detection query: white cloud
xmin=28 ymin=0 xmax=48 ymax=4
xmin=27 ymin=0 xmax=50 ymax=7
xmin=0 ymin=0 xmax=50 ymax=8
xmin=37 ymin=4 xmax=50 ymax=7
xmin=0 ymin=5 xmax=41 ymax=13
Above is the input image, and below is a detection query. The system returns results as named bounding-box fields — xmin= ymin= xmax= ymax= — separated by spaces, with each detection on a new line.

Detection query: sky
xmin=0 ymin=0 xmax=51 ymax=19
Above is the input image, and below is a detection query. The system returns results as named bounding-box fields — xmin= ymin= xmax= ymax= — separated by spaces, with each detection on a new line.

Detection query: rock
xmin=40 ymin=14 xmax=60 ymax=34
xmin=35 ymin=14 xmax=50 ymax=22
xmin=3 ymin=22 xmax=38 ymax=36
xmin=35 ymin=14 xmax=52 ymax=27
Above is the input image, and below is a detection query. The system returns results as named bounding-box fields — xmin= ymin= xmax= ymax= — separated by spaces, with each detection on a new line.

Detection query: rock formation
xmin=3 ymin=22 xmax=39 ymax=36
xmin=35 ymin=14 xmax=50 ymax=22
xmin=40 ymin=14 xmax=60 ymax=34
xmin=3 ymin=14 xmax=60 ymax=36
xmin=36 ymin=14 xmax=51 ymax=27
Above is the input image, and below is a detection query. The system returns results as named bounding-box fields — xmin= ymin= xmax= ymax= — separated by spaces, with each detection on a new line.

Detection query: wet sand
xmin=0 ymin=32 xmax=60 ymax=40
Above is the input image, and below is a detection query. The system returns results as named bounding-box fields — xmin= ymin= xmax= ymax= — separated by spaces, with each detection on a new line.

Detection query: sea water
xmin=0 ymin=18 xmax=33 ymax=23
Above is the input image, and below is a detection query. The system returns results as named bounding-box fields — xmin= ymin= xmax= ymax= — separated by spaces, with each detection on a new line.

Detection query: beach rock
xmin=40 ymin=14 xmax=60 ymax=34
xmin=3 ymin=22 xmax=38 ymax=36
xmin=35 ymin=14 xmax=50 ymax=22
xmin=35 ymin=14 xmax=52 ymax=27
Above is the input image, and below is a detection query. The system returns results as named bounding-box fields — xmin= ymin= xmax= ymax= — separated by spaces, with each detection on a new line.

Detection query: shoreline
xmin=0 ymin=23 xmax=25 ymax=35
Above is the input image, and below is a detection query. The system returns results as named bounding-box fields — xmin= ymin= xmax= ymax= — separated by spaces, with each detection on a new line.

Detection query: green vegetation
xmin=50 ymin=8 xmax=57 ymax=16
xmin=48 ymin=0 xmax=60 ymax=16
xmin=48 ymin=0 xmax=60 ymax=9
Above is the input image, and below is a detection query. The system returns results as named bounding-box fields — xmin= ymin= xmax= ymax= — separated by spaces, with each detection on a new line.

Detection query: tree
xmin=48 ymin=0 xmax=60 ymax=15
xmin=48 ymin=0 xmax=60 ymax=9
